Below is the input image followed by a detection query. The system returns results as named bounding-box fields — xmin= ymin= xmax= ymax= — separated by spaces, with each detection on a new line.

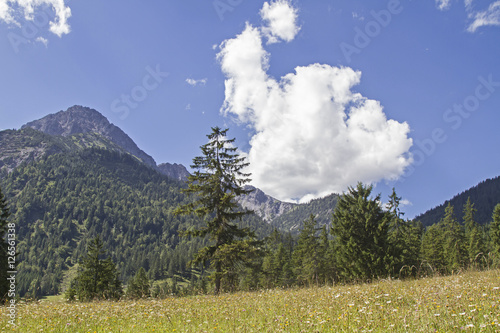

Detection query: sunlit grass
xmin=2 ymin=269 xmax=499 ymax=332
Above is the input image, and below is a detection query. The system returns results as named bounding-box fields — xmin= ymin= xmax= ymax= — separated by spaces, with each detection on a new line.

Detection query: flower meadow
xmin=2 ymin=269 xmax=499 ymax=332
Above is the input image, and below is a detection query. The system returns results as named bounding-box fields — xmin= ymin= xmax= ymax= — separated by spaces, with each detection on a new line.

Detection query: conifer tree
xmin=331 ymin=183 xmax=389 ymax=282
xmin=463 ymin=197 xmax=484 ymax=266
xmin=0 ymin=186 xmax=11 ymax=302
xmin=386 ymin=188 xmax=422 ymax=276
xmin=175 ymin=127 xmax=259 ymax=294
xmin=67 ymin=236 xmax=122 ymax=301
xmin=441 ymin=203 xmax=466 ymax=273
xmin=490 ymin=204 xmax=500 ymax=256
xmin=318 ymin=224 xmax=334 ymax=283
xmin=421 ymin=223 xmax=445 ymax=273
xmin=127 ymin=267 xmax=150 ymax=299
xmin=386 ymin=188 xmax=406 ymax=274
xmin=260 ymin=229 xmax=283 ymax=288
xmin=293 ymin=214 xmax=320 ymax=285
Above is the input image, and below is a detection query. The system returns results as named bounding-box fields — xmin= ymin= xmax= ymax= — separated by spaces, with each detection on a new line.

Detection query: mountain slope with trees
xmin=416 ymin=176 xmax=500 ymax=227
xmin=0 ymin=147 xmax=271 ymax=297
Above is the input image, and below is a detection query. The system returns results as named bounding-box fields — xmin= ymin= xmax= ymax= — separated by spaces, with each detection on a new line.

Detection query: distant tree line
xmin=138 ymin=182 xmax=500 ymax=295
xmin=247 ymin=186 xmax=500 ymax=290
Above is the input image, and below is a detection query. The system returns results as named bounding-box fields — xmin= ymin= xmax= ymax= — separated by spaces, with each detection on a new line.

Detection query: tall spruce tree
xmin=386 ymin=188 xmax=406 ymax=274
xmin=463 ymin=197 xmax=483 ymax=266
xmin=293 ymin=214 xmax=320 ymax=286
xmin=67 ymin=236 xmax=122 ymax=301
xmin=0 ymin=186 xmax=11 ymax=302
xmin=421 ymin=223 xmax=446 ymax=273
xmin=331 ymin=183 xmax=389 ymax=282
xmin=441 ymin=203 xmax=466 ymax=273
xmin=386 ymin=188 xmax=422 ymax=276
xmin=175 ymin=127 xmax=259 ymax=294
xmin=318 ymin=224 xmax=334 ymax=284
xmin=490 ymin=203 xmax=500 ymax=257
xmin=260 ymin=229 xmax=283 ymax=288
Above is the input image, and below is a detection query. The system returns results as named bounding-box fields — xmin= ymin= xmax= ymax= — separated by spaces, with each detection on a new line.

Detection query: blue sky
xmin=1 ymin=0 xmax=499 ymax=218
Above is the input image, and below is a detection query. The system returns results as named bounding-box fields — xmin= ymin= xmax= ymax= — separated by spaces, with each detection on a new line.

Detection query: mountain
xmin=0 ymin=127 xmax=128 ymax=175
xmin=0 ymin=140 xmax=270 ymax=298
xmin=237 ymin=186 xmax=297 ymax=222
xmin=270 ymin=193 xmax=340 ymax=232
xmin=0 ymin=105 xmax=346 ymax=297
xmin=415 ymin=176 xmax=500 ymax=227
xmin=22 ymin=105 xmax=157 ymax=168
xmin=157 ymin=163 xmax=190 ymax=181
xmin=237 ymin=186 xmax=341 ymax=233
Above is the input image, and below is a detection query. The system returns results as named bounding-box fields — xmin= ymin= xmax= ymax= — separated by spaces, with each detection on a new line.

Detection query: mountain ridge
xmin=22 ymin=105 xmax=158 ymax=168
xmin=237 ymin=185 xmax=298 ymax=222
xmin=0 ymin=127 xmax=130 ymax=175
xmin=415 ymin=175 xmax=500 ymax=226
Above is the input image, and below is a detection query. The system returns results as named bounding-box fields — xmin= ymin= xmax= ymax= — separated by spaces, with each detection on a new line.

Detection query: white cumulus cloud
xmin=217 ymin=2 xmax=413 ymax=203
xmin=0 ymin=1 xmax=14 ymax=24
xmin=260 ymin=0 xmax=300 ymax=44
xmin=0 ymin=0 xmax=71 ymax=37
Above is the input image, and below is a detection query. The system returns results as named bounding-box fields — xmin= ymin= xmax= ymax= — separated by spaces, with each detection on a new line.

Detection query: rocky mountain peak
xmin=157 ymin=163 xmax=190 ymax=182
xmin=22 ymin=105 xmax=107 ymax=136
xmin=238 ymin=185 xmax=297 ymax=222
xmin=21 ymin=105 xmax=157 ymax=168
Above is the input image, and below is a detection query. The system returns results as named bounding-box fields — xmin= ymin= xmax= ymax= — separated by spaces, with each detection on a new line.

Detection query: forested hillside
xmin=0 ymin=147 xmax=271 ymax=297
xmin=416 ymin=176 xmax=500 ymax=227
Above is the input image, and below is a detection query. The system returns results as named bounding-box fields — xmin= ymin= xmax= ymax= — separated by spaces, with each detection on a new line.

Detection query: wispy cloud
xmin=436 ymin=0 xmax=452 ymax=11
xmin=36 ymin=36 xmax=48 ymax=47
xmin=352 ymin=12 xmax=365 ymax=21
xmin=217 ymin=1 xmax=413 ymax=203
xmin=0 ymin=0 xmax=71 ymax=37
xmin=436 ymin=0 xmax=500 ymax=32
xmin=186 ymin=78 xmax=207 ymax=86
xmin=467 ymin=1 xmax=500 ymax=32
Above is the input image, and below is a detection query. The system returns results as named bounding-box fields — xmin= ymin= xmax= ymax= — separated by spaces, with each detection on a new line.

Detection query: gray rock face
xmin=22 ymin=105 xmax=157 ymax=168
xmin=157 ymin=163 xmax=190 ymax=181
xmin=238 ymin=186 xmax=297 ymax=222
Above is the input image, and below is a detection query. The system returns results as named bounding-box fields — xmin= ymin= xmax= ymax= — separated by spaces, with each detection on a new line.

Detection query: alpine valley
xmin=0 ymin=106 xmax=337 ymax=297
xmin=0 ymin=105 xmax=498 ymax=298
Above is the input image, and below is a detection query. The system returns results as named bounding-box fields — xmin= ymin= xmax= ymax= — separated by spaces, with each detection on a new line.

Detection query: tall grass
xmin=2 ymin=269 xmax=499 ymax=332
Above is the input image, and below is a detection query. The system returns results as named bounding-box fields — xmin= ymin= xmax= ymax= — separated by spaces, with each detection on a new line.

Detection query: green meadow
xmin=3 ymin=269 xmax=499 ymax=332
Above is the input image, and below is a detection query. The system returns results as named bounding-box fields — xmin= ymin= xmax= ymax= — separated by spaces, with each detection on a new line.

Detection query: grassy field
xmin=2 ymin=269 xmax=499 ymax=332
